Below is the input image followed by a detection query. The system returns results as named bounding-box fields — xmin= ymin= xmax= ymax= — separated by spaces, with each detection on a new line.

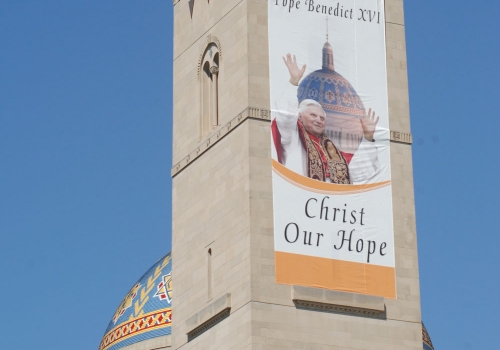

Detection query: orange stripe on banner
xmin=272 ymin=159 xmax=391 ymax=195
xmin=275 ymin=251 xmax=396 ymax=299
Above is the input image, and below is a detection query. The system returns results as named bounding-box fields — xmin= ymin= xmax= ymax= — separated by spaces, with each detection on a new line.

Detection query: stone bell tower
xmin=171 ymin=0 xmax=423 ymax=349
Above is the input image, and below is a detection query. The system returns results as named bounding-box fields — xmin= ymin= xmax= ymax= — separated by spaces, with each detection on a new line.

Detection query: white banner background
xmin=269 ymin=0 xmax=396 ymax=297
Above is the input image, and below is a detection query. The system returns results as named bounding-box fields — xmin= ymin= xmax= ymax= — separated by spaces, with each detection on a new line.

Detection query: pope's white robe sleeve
xmin=272 ymin=85 xmax=307 ymax=177
xmin=348 ymin=138 xmax=380 ymax=184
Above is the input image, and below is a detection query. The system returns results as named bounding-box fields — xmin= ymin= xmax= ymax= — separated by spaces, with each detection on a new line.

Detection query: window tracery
xmin=199 ymin=39 xmax=221 ymax=139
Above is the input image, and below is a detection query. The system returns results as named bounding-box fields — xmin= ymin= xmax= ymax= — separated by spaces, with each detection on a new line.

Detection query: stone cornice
xmin=171 ymin=107 xmax=412 ymax=177
xmin=390 ymin=130 xmax=412 ymax=144
xmin=171 ymin=107 xmax=271 ymax=177
xmin=185 ymin=293 xmax=231 ymax=341
xmin=292 ymin=285 xmax=385 ymax=318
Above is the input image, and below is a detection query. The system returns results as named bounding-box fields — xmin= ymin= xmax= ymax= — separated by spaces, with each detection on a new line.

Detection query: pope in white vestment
xmin=271 ymin=54 xmax=381 ymax=184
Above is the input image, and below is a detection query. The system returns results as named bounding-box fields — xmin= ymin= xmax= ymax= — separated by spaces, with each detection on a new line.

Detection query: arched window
xmin=199 ymin=43 xmax=220 ymax=139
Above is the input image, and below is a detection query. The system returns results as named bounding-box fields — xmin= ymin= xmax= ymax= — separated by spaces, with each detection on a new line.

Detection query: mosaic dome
xmin=422 ymin=322 xmax=435 ymax=350
xmin=297 ymin=41 xmax=365 ymax=118
xmin=98 ymin=253 xmax=172 ymax=350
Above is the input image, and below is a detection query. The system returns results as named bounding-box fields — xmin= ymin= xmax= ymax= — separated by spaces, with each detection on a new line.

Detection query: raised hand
xmin=361 ymin=108 xmax=379 ymax=142
xmin=282 ymin=53 xmax=306 ymax=86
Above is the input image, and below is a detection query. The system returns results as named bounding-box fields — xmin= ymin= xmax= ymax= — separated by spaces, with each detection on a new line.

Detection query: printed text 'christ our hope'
xmin=282 ymin=196 xmax=388 ymax=264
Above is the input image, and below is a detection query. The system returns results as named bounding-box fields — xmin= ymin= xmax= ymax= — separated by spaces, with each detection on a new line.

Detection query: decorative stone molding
xmin=187 ymin=308 xmax=229 ymax=341
xmin=292 ymin=285 xmax=385 ymax=318
xmin=185 ymin=293 xmax=231 ymax=341
xmin=171 ymin=107 xmax=271 ymax=177
xmin=390 ymin=130 xmax=412 ymax=144
xmin=209 ymin=66 xmax=219 ymax=75
xmin=172 ymin=110 xmax=412 ymax=176
xmin=293 ymin=299 xmax=385 ymax=317
xmin=197 ymin=35 xmax=222 ymax=80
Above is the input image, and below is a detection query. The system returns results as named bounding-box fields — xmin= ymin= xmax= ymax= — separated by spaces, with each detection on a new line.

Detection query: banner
xmin=269 ymin=0 xmax=395 ymax=298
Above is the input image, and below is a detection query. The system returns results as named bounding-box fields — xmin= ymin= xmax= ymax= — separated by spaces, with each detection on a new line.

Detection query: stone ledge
xmin=185 ymin=293 xmax=231 ymax=339
xmin=390 ymin=130 xmax=412 ymax=144
xmin=171 ymin=107 xmax=271 ymax=177
xmin=292 ymin=285 xmax=385 ymax=317
xmin=171 ymin=107 xmax=412 ymax=176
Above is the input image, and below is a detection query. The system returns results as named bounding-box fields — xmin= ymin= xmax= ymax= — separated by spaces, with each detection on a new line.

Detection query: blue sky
xmin=0 ymin=1 xmax=499 ymax=349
